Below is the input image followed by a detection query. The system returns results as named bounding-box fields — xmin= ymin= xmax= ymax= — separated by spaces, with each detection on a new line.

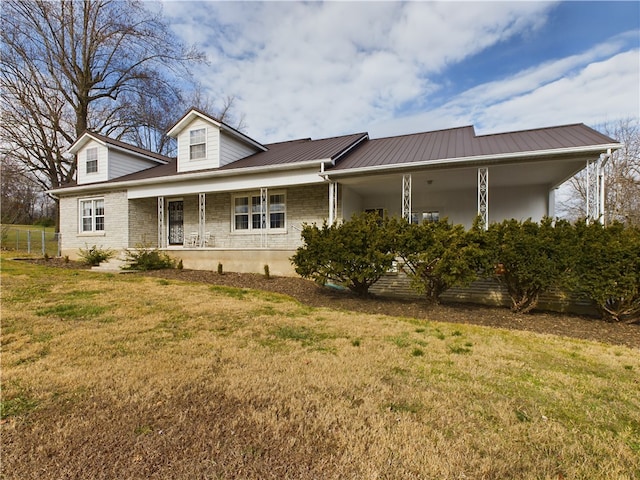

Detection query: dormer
xmin=167 ymin=108 xmax=267 ymax=173
xmin=69 ymin=132 xmax=170 ymax=185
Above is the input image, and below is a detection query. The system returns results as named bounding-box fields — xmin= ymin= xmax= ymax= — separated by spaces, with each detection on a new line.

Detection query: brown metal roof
xmin=219 ymin=132 xmax=368 ymax=169
xmin=329 ymin=123 xmax=619 ymax=171
xmin=101 ymin=132 xmax=368 ymax=184
xmin=56 ymin=123 xmax=619 ymax=190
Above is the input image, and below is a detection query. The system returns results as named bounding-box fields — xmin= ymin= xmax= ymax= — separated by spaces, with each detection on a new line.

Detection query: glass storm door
xmin=168 ymin=201 xmax=184 ymax=245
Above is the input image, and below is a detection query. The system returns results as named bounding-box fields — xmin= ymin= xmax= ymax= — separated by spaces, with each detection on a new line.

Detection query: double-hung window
xmin=86 ymin=148 xmax=98 ymax=174
xmin=189 ymin=128 xmax=206 ymax=160
xmin=80 ymin=198 xmax=105 ymax=233
xmin=234 ymin=192 xmax=286 ymax=231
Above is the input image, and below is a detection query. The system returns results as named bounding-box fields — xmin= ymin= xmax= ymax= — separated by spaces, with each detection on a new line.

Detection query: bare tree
xmin=559 ymin=118 xmax=640 ymax=225
xmin=1 ymin=0 xmax=204 ymax=195
xmin=0 ymin=155 xmax=44 ymax=225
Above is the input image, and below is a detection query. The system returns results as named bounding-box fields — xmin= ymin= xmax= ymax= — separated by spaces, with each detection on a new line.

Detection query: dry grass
xmin=2 ymin=258 xmax=639 ymax=479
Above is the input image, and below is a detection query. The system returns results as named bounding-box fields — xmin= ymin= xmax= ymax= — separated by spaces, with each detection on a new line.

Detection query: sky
xmin=160 ymin=1 xmax=640 ymax=144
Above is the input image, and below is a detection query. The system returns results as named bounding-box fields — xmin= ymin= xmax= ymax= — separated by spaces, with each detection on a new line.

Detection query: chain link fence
xmin=1 ymin=226 xmax=61 ymax=257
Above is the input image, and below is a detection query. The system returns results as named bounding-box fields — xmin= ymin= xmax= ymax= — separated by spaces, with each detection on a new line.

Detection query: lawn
xmin=2 ymin=258 xmax=639 ymax=479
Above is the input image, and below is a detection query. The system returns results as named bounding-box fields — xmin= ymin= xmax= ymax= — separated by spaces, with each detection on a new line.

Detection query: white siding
xmin=220 ymin=132 xmax=259 ymax=166
xmin=176 ymin=118 xmax=221 ymax=172
xmin=108 ymin=149 xmax=158 ymax=179
xmin=76 ymin=141 xmax=108 ymax=185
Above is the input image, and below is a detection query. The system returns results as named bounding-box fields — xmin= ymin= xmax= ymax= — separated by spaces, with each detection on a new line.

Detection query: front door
xmin=168 ymin=201 xmax=184 ymax=245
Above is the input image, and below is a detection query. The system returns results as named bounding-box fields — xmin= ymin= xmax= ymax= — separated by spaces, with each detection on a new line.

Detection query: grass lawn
xmin=2 ymin=258 xmax=639 ymax=479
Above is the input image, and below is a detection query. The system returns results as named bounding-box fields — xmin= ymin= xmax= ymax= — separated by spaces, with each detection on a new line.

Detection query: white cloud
xmin=163 ymin=1 xmax=556 ymax=142
xmin=371 ymin=45 xmax=639 ymax=138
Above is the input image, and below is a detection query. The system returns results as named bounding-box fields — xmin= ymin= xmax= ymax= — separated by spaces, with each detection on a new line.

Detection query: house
xmin=53 ymin=108 xmax=621 ymax=275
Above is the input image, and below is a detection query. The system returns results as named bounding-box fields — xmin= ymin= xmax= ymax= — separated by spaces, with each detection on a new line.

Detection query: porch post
xmin=260 ymin=187 xmax=268 ymax=248
xmin=198 ymin=193 xmax=206 ymax=247
xmin=157 ymin=196 xmax=165 ymax=248
xmin=328 ymin=181 xmax=338 ymax=224
xmin=477 ymin=168 xmax=488 ymax=230
xmin=548 ymin=189 xmax=556 ymax=218
xmin=402 ymin=174 xmax=412 ymax=222
xmin=586 ymin=157 xmax=600 ymax=224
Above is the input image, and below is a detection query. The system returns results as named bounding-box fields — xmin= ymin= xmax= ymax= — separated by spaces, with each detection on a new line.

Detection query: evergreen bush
xmin=123 ymin=243 xmax=175 ymax=271
xmin=396 ymin=218 xmax=486 ymax=303
xmin=291 ymin=212 xmax=398 ymax=296
xmin=78 ymin=244 xmax=115 ymax=266
xmin=485 ymin=218 xmax=574 ymax=313
xmin=570 ymin=222 xmax=640 ymax=323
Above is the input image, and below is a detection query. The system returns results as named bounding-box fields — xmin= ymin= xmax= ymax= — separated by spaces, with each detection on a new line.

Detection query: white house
xmin=53 ymin=108 xmax=621 ymax=275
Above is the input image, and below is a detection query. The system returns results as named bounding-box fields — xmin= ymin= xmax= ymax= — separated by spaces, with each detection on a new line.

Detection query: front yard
xmin=2 ymin=258 xmax=639 ymax=479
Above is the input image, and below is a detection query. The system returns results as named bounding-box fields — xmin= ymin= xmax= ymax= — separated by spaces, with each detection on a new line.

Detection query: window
xmin=86 ymin=148 xmax=98 ymax=174
xmin=411 ymin=210 xmax=440 ymax=224
xmin=233 ymin=192 xmax=286 ymax=231
xmin=80 ymin=198 xmax=105 ymax=232
xmin=269 ymin=194 xmax=285 ymax=229
xmin=189 ymin=128 xmax=206 ymax=160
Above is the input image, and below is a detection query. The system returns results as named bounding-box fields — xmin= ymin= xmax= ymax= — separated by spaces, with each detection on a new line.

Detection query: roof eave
xmin=325 ymin=143 xmax=623 ymax=177
xmin=50 ymin=158 xmax=332 ymax=195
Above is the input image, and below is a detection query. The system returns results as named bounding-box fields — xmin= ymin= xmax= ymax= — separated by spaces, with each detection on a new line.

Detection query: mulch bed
xmin=22 ymin=257 xmax=640 ymax=349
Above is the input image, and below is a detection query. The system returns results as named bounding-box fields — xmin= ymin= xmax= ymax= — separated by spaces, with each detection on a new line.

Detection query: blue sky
xmin=161 ymin=1 xmax=640 ymax=143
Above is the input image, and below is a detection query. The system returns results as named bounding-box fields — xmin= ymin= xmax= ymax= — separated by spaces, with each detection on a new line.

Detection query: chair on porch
xmin=186 ymin=232 xmax=199 ymax=248
xmin=200 ymin=232 xmax=211 ymax=247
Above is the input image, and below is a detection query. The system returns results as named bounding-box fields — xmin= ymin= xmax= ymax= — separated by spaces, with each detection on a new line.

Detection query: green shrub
xmin=123 ymin=243 xmax=175 ymax=271
xmin=485 ymin=218 xmax=574 ymax=313
xmin=291 ymin=212 xmax=398 ymax=296
xmin=77 ymin=244 xmax=115 ymax=266
xmin=396 ymin=218 xmax=486 ymax=304
xmin=570 ymin=222 xmax=640 ymax=323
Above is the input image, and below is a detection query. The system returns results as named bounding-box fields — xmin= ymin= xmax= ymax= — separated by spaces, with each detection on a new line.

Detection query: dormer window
xmin=86 ymin=148 xmax=98 ymax=174
xmin=189 ymin=128 xmax=206 ymax=160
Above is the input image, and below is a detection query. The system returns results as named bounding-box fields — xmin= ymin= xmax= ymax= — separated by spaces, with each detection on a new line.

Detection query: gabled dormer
xmin=167 ymin=108 xmax=267 ymax=173
xmin=69 ymin=131 xmax=170 ymax=185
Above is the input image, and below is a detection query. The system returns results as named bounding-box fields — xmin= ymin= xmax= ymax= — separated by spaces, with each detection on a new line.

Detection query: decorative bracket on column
xmin=260 ymin=187 xmax=268 ymax=248
xmin=328 ymin=182 xmax=338 ymax=224
xmin=198 ymin=193 xmax=206 ymax=246
xmin=477 ymin=168 xmax=488 ymax=230
xmin=157 ymin=196 xmax=165 ymax=248
xmin=402 ymin=174 xmax=412 ymax=222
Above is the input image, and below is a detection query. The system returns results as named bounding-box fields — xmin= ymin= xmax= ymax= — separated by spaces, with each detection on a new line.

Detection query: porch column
xmin=402 ymin=174 xmax=412 ymax=222
xmin=198 ymin=193 xmax=206 ymax=247
xmin=477 ymin=168 xmax=488 ymax=230
xmin=586 ymin=155 xmax=608 ymax=225
xmin=328 ymin=181 xmax=338 ymax=224
xmin=548 ymin=188 xmax=556 ymax=218
xmin=260 ymin=187 xmax=268 ymax=248
xmin=157 ymin=196 xmax=165 ymax=248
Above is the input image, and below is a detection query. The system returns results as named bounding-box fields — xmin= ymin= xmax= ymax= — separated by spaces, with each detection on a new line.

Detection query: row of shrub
xmin=291 ymin=213 xmax=640 ymax=323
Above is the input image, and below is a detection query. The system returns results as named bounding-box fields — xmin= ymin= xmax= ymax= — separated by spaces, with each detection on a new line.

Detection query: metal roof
xmin=329 ymin=123 xmax=619 ymax=171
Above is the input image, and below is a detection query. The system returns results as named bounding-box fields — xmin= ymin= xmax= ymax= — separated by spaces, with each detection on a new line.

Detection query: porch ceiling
xmin=335 ymin=156 xmax=587 ymax=197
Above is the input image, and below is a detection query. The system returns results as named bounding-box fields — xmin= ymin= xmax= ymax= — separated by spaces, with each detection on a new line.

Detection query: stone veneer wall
xmin=128 ymin=197 xmax=158 ymax=247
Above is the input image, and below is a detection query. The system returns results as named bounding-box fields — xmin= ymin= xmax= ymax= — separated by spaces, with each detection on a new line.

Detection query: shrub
xmin=264 ymin=264 xmax=270 ymax=279
xmin=78 ymin=244 xmax=115 ymax=266
xmin=485 ymin=218 xmax=574 ymax=313
xmin=396 ymin=218 xmax=486 ymax=304
xmin=123 ymin=243 xmax=175 ymax=271
xmin=570 ymin=222 xmax=640 ymax=323
xmin=217 ymin=263 xmax=223 ymax=275
xmin=291 ymin=212 xmax=398 ymax=296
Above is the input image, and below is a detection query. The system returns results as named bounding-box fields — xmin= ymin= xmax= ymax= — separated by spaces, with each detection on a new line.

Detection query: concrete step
xmin=91 ymin=257 xmax=131 ymax=273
